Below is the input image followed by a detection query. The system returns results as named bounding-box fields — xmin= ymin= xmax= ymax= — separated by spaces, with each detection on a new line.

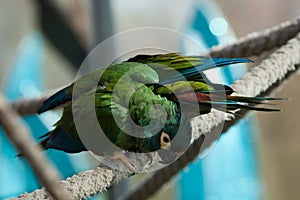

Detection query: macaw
xmin=36 ymin=53 xmax=282 ymax=171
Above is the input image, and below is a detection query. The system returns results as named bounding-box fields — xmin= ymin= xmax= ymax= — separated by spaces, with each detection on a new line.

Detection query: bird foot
xmin=109 ymin=152 xmax=135 ymax=172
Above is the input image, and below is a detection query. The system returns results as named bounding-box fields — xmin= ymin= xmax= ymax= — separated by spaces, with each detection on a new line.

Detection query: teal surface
xmin=0 ymin=31 xmax=90 ymax=199
xmin=179 ymin=2 xmax=261 ymax=200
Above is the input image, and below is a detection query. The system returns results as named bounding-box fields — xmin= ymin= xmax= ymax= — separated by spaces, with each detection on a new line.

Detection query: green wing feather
xmin=127 ymin=53 xmax=252 ymax=84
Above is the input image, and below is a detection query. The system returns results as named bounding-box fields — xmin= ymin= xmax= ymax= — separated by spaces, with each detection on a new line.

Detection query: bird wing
xmin=127 ymin=52 xmax=252 ymax=84
xmin=129 ymin=53 xmax=283 ymax=114
xmin=38 ymin=62 xmax=159 ymax=113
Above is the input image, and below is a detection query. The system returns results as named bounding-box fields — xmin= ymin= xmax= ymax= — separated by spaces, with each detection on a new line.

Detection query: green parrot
xmin=37 ymin=53 xmax=282 ymax=170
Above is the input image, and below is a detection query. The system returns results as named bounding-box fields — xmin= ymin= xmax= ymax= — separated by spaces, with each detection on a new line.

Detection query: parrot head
xmin=157 ymin=113 xmax=192 ymax=164
xmin=136 ymin=112 xmax=192 ymax=164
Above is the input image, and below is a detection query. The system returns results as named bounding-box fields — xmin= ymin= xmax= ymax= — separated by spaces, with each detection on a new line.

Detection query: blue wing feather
xmin=40 ymin=127 xmax=86 ymax=153
xmin=38 ymin=86 xmax=71 ymax=114
xmin=160 ymin=57 xmax=252 ymax=84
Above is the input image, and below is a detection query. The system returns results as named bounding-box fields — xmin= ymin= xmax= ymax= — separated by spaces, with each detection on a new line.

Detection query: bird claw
xmin=109 ymin=152 xmax=135 ymax=172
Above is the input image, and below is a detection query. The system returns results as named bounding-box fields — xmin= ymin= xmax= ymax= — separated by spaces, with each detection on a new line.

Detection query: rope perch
xmin=0 ymin=94 xmax=71 ymax=200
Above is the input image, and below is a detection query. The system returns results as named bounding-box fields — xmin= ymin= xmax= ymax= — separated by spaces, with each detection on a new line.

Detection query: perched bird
xmin=37 ymin=53 xmax=282 ymax=171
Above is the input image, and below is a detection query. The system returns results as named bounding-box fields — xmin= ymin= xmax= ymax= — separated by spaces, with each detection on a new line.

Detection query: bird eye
xmin=163 ymin=136 xmax=169 ymax=143
xmin=160 ymin=132 xmax=171 ymax=150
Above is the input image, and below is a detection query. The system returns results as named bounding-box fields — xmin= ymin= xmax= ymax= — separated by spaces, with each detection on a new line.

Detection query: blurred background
xmin=0 ymin=0 xmax=299 ymax=199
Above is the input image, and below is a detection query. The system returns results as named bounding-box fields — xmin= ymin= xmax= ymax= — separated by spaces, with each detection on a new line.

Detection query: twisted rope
xmin=209 ymin=15 xmax=300 ymax=57
xmin=11 ymin=16 xmax=300 ymax=199
xmin=0 ymin=94 xmax=71 ymax=200
xmin=16 ymin=166 xmax=131 ymax=200
xmin=11 ymin=93 xmax=52 ymax=116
